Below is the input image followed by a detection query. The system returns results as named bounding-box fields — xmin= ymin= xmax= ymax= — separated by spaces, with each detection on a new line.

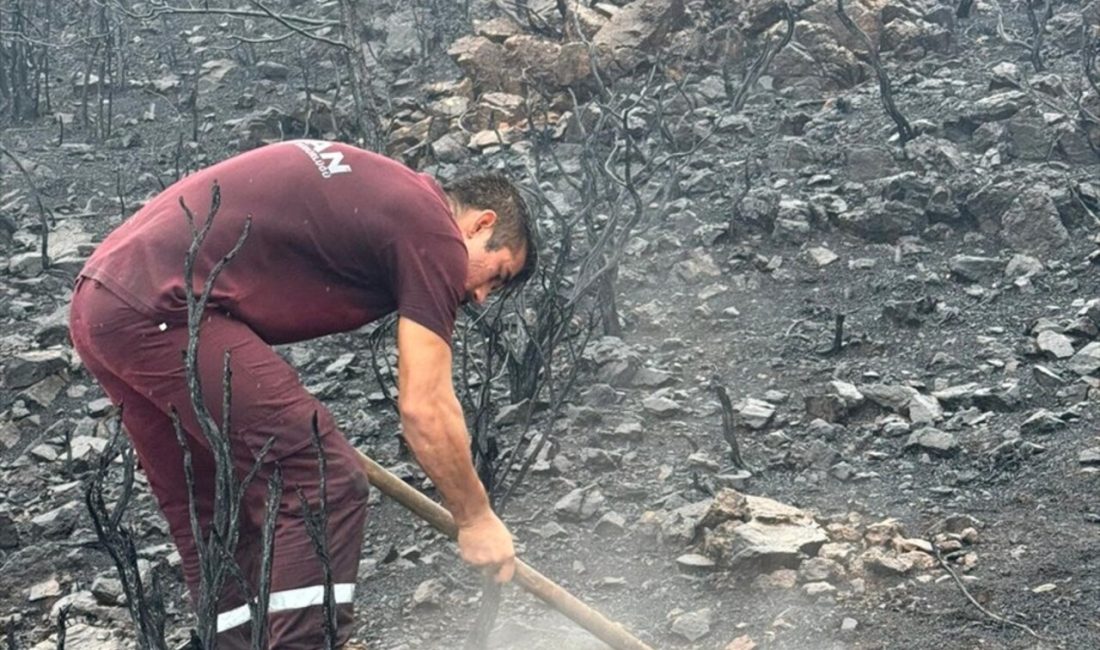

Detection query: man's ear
xmin=473 ymin=209 xmax=498 ymax=234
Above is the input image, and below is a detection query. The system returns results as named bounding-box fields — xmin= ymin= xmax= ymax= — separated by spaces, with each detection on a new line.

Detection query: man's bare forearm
xmin=400 ymin=397 xmax=490 ymax=527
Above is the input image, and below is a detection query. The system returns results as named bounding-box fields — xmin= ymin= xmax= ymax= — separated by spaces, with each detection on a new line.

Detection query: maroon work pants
xmin=69 ymin=277 xmax=369 ymax=648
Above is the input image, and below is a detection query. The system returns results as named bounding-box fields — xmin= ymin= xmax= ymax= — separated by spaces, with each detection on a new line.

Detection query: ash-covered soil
xmin=2 ymin=0 xmax=1099 ymax=648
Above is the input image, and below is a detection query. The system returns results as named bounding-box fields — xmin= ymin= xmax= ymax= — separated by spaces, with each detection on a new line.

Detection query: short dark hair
xmin=444 ymin=174 xmax=538 ymax=287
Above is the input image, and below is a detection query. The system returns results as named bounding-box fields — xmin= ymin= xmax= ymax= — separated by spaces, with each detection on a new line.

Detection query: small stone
xmin=840 ymin=617 xmax=859 ymax=631
xmin=3 ymin=350 xmax=68 ymax=389
xmin=8 ymin=251 xmax=44 ymax=278
xmin=670 ymin=608 xmax=712 ymax=642
xmin=1079 ymin=448 xmax=1100 ymax=466
xmin=410 ymin=578 xmax=446 ymax=609
xmin=594 ymin=511 xmax=626 ymax=537
xmin=735 ymin=398 xmax=776 ymax=429
xmin=799 ymin=557 xmax=846 ymax=582
xmin=676 ymin=553 xmax=716 ymax=571
xmin=862 ymin=548 xmax=915 ymax=575
xmin=803 ymin=581 xmax=837 ymax=596
xmin=255 ymin=60 xmax=291 ymax=80
xmin=534 ymin=522 xmax=568 ymax=539
xmin=0 ymin=512 xmax=19 ymax=548
xmin=907 ymin=393 xmax=943 ymax=424
xmin=90 ymin=576 xmax=125 ymax=606
xmin=949 ymin=255 xmax=1003 ymax=282
xmin=29 ymin=578 xmax=62 ymax=601
xmin=1021 ymin=409 xmax=1065 ymax=434
xmin=86 ymin=397 xmax=114 ymax=417
xmin=753 ymin=569 xmax=798 ymax=590
xmin=1036 ymin=331 xmax=1075 ymax=359
xmin=905 ymin=427 xmax=958 ymax=456
xmin=554 ymin=487 xmax=605 ymax=521
xmin=806 ymin=247 xmax=839 ymax=266
xmin=1067 ymin=342 xmax=1100 ymax=376
xmin=724 ymin=636 xmax=758 ymax=650
xmin=643 ymin=391 xmax=683 ymax=417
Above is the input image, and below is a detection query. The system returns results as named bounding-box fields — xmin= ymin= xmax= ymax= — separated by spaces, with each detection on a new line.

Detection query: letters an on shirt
xmin=294 ymin=140 xmax=352 ymax=178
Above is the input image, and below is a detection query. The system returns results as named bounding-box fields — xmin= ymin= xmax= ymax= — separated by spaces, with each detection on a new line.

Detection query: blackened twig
xmin=714 ymin=385 xmax=748 ymax=470
xmin=0 ymin=144 xmax=53 ymax=269
xmin=296 ymin=412 xmax=337 ymax=650
xmin=931 ymin=544 xmax=1055 ymax=642
xmin=732 ymin=3 xmax=795 ymax=111
xmin=85 ymin=411 xmax=169 ymax=649
xmin=836 ymin=0 xmax=914 ymax=144
xmin=55 ymin=604 xmax=71 ymax=650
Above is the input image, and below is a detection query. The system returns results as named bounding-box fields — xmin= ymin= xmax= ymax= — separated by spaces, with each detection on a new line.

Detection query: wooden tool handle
xmin=357 ymin=451 xmax=655 ymax=650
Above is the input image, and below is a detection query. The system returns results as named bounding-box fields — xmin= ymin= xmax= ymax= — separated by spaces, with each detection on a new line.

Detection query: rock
xmin=860 ymin=384 xmax=919 ymax=412
xmin=255 ymin=60 xmax=290 ymax=80
xmin=502 ymin=35 xmax=592 ymax=90
xmin=698 ymin=489 xmax=750 ymax=530
xmin=29 ymin=577 xmax=62 ymax=601
xmin=990 ymin=62 xmax=1021 ymax=89
xmin=643 ymin=390 xmax=683 ymax=417
xmin=1000 ymin=187 xmax=1069 ymax=256
xmin=1005 ymin=254 xmax=1044 ymax=278
xmin=949 ymin=255 xmax=1003 ymax=282
xmin=1020 ymin=409 xmax=1066 ymax=434
xmin=803 ymin=581 xmax=837 ymax=597
xmin=907 ymin=393 xmax=943 ymax=424
xmin=1036 ymin=331 xmax=1075 ymax=359
xmin=841 ymin=617 xmax=859 ymax=631
xmin=3 ymin=349 xmax=68 ymax=389
xmin=1068 ymin=342 xmax=1100 ymax=376
xmin=8 ymin=251 xmax=44 ymax=278
xmin=799 ymin=557 xmax=846 ymax=582
xmin=69 ymin=435 xmax=109 ymax=464
xmin=725 ymin=635 xmax=758 ymax=650
xmin=702 ymin=495 xmax=828 ymax=569
xmin=31 ymin=623 xmax=122 ymax=650
xmin=30 ymin=501 xmax=81 ymax=538
xmin=752 ymin=568 xmax=799 ymax=590
xmin=1079 ymin=448 xmax=1100 ymax=466
xmin=861 ymin=547 xmax=915 ymax=575
xmin=905 ymin=427 xmax=958 ymax=456
xmin=34 ymin=303 xmax=73 ymax=347
xmin=837 ymin=199 xmax=926 ymax=242
xmin=965 ymin=91 xmax=1025 ymax=123
xmin=494 ymin=399 xmax=533 ymax=426
xmin=594 ymin=511 xmax=626 ymax=536
xmin=32 ymin=623 xmax=122 ymax=650
xmin=0 ymin=512 xmax=19 ymax=548
xmin=447 ymin=36 xmax=507 ymax=91
xmin=734 ymin=398 xmax=776 ymax=430
xmin=670 ymin=607 xmax=712 ymax=642
xmin=676 ymin=553 xmax=717 ymax=571
xmin=554 ymin=487 xmax=605 ymax=521
xmin=198 ymin=58 xmax=240 ymax=95
xmin=931 ymin=383 xmax=978 ymax=407
xmin=20 ymin=374 xmax=66 ymax=409
xmin=592 ymin=0 xmax=685 ymax=75
xmin=411 ymin=578 xmax=446 ymax=609
xmin=91 ymin=576 xmax=125 ymax=606
xmin=806 ymin=246 xmax=839 ymax=266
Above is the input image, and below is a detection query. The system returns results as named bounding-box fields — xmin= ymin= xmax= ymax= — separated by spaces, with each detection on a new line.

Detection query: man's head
xmin=444 ymin=174 xmax=537 ymax=305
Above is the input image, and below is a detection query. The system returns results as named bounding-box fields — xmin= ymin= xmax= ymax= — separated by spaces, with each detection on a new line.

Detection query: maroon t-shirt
xmin=81 ymin=140 xmax=467 ymax=344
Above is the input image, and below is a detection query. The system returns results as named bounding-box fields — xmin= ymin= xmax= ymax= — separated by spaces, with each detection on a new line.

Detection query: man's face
xmin=459 ymin=209 xmax=525 ymax=305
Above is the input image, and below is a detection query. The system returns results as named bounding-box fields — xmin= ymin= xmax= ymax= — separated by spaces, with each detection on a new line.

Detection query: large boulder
xmin=592 ymin=0 xmax=685 ymax=76
xmin=1000 ymin=186 xmax=1069 ymax=257
xmin=700 ymin=490 xmax=828 ymax=570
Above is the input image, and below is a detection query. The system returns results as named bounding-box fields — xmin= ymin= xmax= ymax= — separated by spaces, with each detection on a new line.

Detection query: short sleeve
xmin=383 ymin=233 xmax=467 ymax=344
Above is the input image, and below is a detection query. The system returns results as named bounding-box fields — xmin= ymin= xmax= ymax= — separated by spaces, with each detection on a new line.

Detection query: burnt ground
xmin=2 ymin=0 xmax=1100 ymax=649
